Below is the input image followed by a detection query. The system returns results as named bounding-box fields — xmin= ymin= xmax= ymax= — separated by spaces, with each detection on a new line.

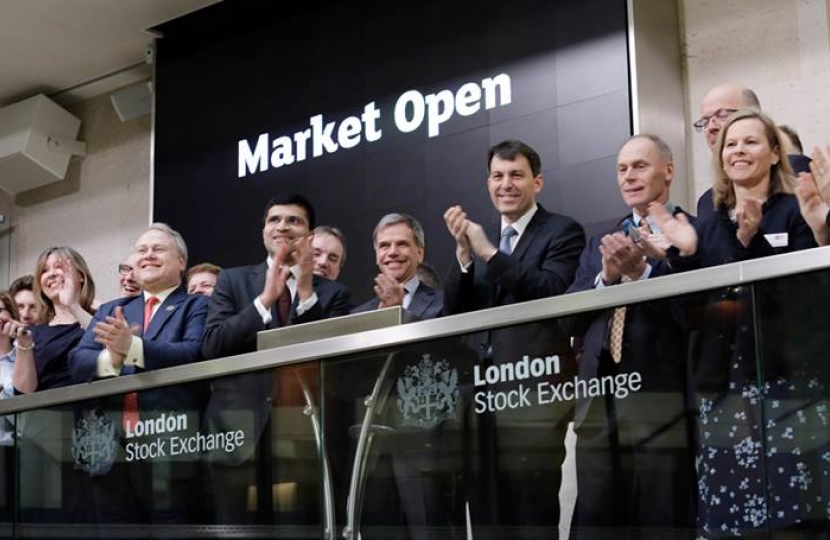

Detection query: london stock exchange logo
xmin=72 ymin=408 xmax=117 ymax=476
xmin=397 ymin=354 xmax=458 ymax=428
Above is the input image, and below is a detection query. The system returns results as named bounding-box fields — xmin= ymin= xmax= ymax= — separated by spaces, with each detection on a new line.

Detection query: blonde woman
xmin=12 ymin=247 xmax=96 ymax=393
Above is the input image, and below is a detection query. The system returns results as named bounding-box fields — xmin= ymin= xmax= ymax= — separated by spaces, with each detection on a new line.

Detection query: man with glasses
xmin=693 ymin=83 xmax=761 ymax=219
xmin=117 ymin=255 xmax=141 ymax=298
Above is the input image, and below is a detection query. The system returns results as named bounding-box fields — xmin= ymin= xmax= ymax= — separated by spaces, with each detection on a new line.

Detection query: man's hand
xmin=735 ymin=197 xmax=763 ymax=247
xmin=639 ymin=229 xmax=670 ymax=261
xmin=599 ymin=233 xmax=646 ymax=283
xmin=93 ymin=306 xmax=139 ymax=368
xmin=260 ymin=244 xmax=292 ymax=308
xmin=292 ymin=234 xmax=315 ymax=301
xmin=374 ymin=273 xmax=405 ymax=308
xmin=444 ymin=206 xmax=473 ymax=266
xmin=649 ymin=201 xmax=698 ymax=256
xmin=466 ymin=221 xmax=498 ymax=261
xmin=795 ymin=172 xmax=830 ymax=246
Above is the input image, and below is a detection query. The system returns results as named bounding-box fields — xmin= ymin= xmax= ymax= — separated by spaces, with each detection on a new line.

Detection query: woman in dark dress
xmin=653 ymin=109 xmax=826 ymax=537
xmin=12 ymin=247 xmax=95 ymax=393
xmin=9 ymin=247 xmax=97 ymax=527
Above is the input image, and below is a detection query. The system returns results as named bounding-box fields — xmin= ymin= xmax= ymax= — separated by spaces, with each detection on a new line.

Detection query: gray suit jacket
xmin=351 ymin=282 xmax=443 ymax=320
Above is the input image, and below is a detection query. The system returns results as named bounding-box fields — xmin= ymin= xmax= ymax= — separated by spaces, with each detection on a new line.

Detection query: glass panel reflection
xmin=4 ymin=267 xmax=830 ymax=538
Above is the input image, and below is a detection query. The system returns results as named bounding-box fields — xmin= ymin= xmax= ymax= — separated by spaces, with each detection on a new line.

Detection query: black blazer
xmin=201 ymin=262 xmax=351 ymax=360
xmin=351 ymin=282 xmax=444 ymax=320
xmin=443 ymin=205 xmax=585 ymax=314
xmin=668 ymin=194 xmax=817 ymax=392
xmin=443 ymin=205 xmax=585 ymax=427
xmin=670 ymin=193 xmax=816 ymax=270
xmin=201 ymin=263 xmax=350 ymax=464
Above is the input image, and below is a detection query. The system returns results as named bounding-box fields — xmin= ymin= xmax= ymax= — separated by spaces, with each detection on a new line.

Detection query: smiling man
xmin=200 ymin=193 xmax=351 ymax=523
xmin=118 ymin=254 xmax=141 ymax=298
xmin=71 ymin=223 xmax=208 ymax=383
xmin=563 ymin=134 xmax=695 ymax=539
xmin=442 ymin=139 xmax=585 ymax=538
xmin=352 ymin=213 xmax=442 ymax=319
xmin=69 ymin=223 xmax=209 ymax=525
xmin=201 ymin=193 xmax=351 ymax=359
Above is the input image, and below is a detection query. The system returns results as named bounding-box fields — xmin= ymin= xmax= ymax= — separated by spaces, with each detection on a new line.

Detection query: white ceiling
xmin=0 ymin=0 xmax=221 ymax=108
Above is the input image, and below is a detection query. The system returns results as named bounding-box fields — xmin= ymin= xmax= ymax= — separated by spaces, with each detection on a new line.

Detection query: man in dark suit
xmin=201 ymin=193 xmax=350 ymax=524
xmin=352 ymin=213 xmax=443 ymax=320
xmin=202 ymin=194 xmax=351 ymax=359
xmin=564 ymin=134 xmax=695 ymax=539
xmin=70 ymin=223 xmax=209 ymax=525
xmin=443 ymin=140 xmax=585 ymax=538
xmin=346 ymin=213 xmax=446 ymax=538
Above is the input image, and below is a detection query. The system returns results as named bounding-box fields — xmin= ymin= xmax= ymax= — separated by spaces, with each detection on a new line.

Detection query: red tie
xmin=123 ymin=296 xmax=159 ymax=432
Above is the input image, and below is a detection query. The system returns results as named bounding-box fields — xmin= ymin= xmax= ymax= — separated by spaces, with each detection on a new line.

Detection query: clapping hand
xmin=93 ymin=306 xmax=140 ymax=367
xmin=649 ymin=201 xmax=698 ymax=256
xmin=735 ymin=197 xmax=763 ymax=247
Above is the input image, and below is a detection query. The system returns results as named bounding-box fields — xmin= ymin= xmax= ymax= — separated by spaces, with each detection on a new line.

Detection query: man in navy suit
xmin=352 ymin=213 xmax=443 ymax=320
xmin=71 ymin=223 xmax=207 ymax=387
xmin=201 ymin=193 xmax=350 ymax=524
xmin=70 ymin=223 xmax=209 ymax=525
xmin=443 ymin=140 xmax=585 ymax=538
xmin=564 ymin=134 xmax=695 ymax=538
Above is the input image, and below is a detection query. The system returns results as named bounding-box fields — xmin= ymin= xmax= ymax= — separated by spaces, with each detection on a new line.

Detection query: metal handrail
xmin=2 ymin=244 xmax=829 ymax=415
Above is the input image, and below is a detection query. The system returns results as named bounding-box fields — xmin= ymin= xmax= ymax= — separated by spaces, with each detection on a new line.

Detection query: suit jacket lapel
xmin=124 ymin=295 xmax=145 ymax=337
xmin=407 ymin=284 xmax=432 ymax=319
xmin=145 ymin=287 xmax=186 ymax=340
xmin=511 ymin=207 xmax=545 ymax=261
xmin=248 ymin=263 xmax=267 ymax=302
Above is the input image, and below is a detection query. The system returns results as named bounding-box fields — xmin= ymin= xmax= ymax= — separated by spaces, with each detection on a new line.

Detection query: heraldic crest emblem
xmin=72 ymin=408 xmax=117 ymax=476
xmin=397 ymin=354 xmax=458 ymax=428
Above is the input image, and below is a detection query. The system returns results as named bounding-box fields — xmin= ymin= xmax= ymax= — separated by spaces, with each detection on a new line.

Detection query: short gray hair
xmin=372 ymin=213 xmax=425 ymax=250
xmin=624 ymin=134 xmax=673 ymax=163
xmin=146 ymin=222 xmax=189 ymax=263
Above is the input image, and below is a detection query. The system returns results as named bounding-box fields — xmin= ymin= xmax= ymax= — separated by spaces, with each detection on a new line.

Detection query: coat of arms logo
xmin=396 ymin=354 xmax=458 ymax=428
xmin=72 ymin=408 xmax=117 ymax=476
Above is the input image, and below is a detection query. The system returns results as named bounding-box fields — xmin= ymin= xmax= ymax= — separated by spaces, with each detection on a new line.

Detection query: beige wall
xmin=681 ymin=0 xmax=830 ymax=203
xmin=7 ymin=92 xmax=151 ymax=302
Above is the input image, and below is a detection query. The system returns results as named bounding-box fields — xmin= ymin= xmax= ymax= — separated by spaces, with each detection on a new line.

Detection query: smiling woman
xmin=11 ymin=247 xmax=96 ymax=394
xmin=652 ymin=108 xmax=813 ymax=264
xmin=650 ymin=110 xmax=822 ymax=537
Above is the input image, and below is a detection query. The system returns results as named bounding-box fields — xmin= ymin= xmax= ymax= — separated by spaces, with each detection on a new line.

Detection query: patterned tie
xmin=608 ymin=277 xmax=631 ymax=364
xmin=499 ymin=225 xmax=518 ymax=255
xmin=123 ymin=296 xmax=158 ymax=432
xmin=277 ymin=286 xmax=292 ymax=325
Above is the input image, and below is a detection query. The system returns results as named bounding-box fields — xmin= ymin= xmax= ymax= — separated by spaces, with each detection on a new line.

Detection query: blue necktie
xmin=499 ymin=226 xmax=518 ymax=255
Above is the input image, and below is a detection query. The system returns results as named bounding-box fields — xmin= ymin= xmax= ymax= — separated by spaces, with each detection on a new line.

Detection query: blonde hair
xmin=33 ymin=247 xmax=96 ymax=322
xmin=712 ymin=109 xmax=795 ymax=210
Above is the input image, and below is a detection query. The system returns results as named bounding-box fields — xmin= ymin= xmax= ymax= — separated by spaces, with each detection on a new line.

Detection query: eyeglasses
xmin=118 ymin=264 xmax=134 ymax=275
xmin=693 ymin=108 xmax=738 ymax=132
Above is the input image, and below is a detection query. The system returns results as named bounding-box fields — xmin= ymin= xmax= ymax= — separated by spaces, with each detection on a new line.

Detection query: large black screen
xmin=153 ymin=0 xmax=631 ymax=302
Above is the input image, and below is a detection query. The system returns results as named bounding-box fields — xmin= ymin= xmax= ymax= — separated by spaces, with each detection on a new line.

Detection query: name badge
xmin=764 ymin=233 xmax=789 ymax=247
